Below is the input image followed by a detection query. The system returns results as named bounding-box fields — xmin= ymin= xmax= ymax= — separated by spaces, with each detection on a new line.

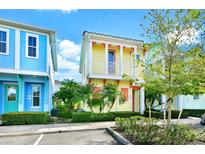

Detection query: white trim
xmin=15 ymin=29 xmax=20 ymax=69
xmin=140 ymin=87 xmax=145 ymax=114
xmin=88 ymin=40 xmax=92 ymax=74
xmin=25 ymin=33 xmax=39 ymax=59
xmin=31 ymin=84 xmax=41 ymax=108
xmin=105 ymin=43 xmax=108 ymax=74
xmin=120 ymin=45 xmax=123 ymax=76
xmin=89 ymin=73 xmax=122 ymax=80
xmin=0 ymin=27 xmax=9 ymax=55
xmin=46 ymin=35 xmax=50 ymax=73
xmin=133 ymin=47 xmax=137 ymax=77
xmin=0 ymin=68 xmax=49 ymax=77
xmin=0 ymin=24 xmax=50 ymax=36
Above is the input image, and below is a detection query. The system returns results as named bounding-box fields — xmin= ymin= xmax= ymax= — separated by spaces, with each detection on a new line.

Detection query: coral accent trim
xmin=132 ymin=85 xmax=141 ymax=90
xmin=121 ymin=88 xmax=128 ymax=101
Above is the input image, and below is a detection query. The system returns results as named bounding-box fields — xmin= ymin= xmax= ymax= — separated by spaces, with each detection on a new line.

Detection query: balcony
xmin=89 ymin=61 xmax=120 ymax=79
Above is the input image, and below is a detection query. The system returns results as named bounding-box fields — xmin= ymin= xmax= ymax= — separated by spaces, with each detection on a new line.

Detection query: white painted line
xmin=33 ymin=134 xmax=44 ymax=145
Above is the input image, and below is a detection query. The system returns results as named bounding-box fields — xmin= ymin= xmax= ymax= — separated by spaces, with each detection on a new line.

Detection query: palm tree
xmin=102 ymin=83 xmax=125 ymax=112
xmin=79 ymin=84 xmax=96 ymax=112
xmin=53 ymin=79 xmax=81 ymax=112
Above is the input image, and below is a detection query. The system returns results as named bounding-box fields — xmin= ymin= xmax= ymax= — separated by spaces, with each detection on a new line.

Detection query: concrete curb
xmin=188 ymin=116 xmax=201 ymax=120
xmin=106 ymin=127 xmax=132 ymax=145
xmin=0 ymin=127 xmax=106 ymax=137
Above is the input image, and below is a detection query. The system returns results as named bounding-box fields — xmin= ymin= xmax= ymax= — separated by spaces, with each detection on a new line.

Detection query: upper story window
xmin=108 ymin=50 xmax=116 ymax=74
xmin=26 ymin=33 xmax=39 ymax=59
xmin=0 ymin=28 xmax=9 ymax=55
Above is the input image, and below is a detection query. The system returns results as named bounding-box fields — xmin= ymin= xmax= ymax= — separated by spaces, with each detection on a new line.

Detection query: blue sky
xmin=0 ymin=9 xmax=149 ymax=82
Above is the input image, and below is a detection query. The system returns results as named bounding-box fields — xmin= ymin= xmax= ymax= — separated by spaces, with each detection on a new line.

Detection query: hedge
xmin=183 ymin=109 xmax=205 ymax=117
xmin=72 ymin=111 xmax=140 ymax=122
xmin=144 ymin=110 xmax=189 ymax=119
xmin=110 ymin=111 xmax=140 ymax=118
xmin=2 ymin=112 xmax=48 ymax=125
xmin=57 ymin=112 xmax=72 ymax=119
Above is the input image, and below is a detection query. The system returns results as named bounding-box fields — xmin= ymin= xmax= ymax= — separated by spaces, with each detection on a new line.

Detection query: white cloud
xmin=55 ymin=39 xmax=81 ymax=82
xmin=57 ymin=55 xmax=79 ymax=70
xmin=58 ymin=39 xmax=81 ymax=58
xmin=61 ymin=9 xmax=77 ymax=14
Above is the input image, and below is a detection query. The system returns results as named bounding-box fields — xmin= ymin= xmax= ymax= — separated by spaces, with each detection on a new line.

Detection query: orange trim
xmin=103 ymin=79 xmax=106 ymax=86
xmin=116 ymin=45 xmax=120 ymax=49
xmin=132 ymin=90 xmax=135 ymax=112
xmin=102 ymin=43 xmax=105 ymax=48
xmin=116 ymin=80 xmax=120 ymax=86
xmin=92 ymin=42 xmax=96 ymax=46
xmin=132 ymin=85 xmax=141 ymax=90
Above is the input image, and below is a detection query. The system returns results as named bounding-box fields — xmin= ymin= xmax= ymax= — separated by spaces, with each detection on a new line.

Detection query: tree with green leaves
xmin=53 ymin=79 xmax=81 ymax=112
xmin=139 ymin=9 xmax=205 ymax=127
xmin=102 ymin=83 xmax=125 ymax=112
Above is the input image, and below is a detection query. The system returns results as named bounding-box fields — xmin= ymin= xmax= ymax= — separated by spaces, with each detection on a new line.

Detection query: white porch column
xmin=133 ymin=47 xmax=137 ymax=77
xmin=88 ymin=40 xmax=92 ymax=74
xmin=105 ymin=43 xmax=108 ymax=74
xmin=140 ymin=87 xmax=145 ymax=114
xmin=15 ymin=29 xmax=20 ymax=70
xmin=120 ymin=45 xmax=123 ymax=76
xmin=177 ymin=95 xmax=183 ymax=110
xmin=161 ymin=95 xmax=166 ymax=110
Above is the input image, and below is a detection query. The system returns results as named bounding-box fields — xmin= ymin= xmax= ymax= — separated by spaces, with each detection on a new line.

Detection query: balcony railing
xmin=92 ymin=61 xmax=120 ymax=76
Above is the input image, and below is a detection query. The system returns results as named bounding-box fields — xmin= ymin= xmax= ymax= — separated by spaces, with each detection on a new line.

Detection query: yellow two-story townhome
xmin=79 ymin=31 xmax=145 ymax=114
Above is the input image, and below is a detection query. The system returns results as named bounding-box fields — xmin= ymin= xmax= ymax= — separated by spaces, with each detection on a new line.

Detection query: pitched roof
xmin=83 ymin=31 xmax=144 ymax=43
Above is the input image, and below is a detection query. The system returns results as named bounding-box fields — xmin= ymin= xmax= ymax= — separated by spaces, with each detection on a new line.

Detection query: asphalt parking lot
xmin=0 ymin=129 xmax=119 ymax=145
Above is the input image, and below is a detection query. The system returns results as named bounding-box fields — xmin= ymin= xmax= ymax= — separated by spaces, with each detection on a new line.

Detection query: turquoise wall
xmin=0 ymin=82 xmax=3 ymax=114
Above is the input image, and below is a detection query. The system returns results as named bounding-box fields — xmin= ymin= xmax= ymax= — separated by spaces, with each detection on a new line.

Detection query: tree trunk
xmin=167 ymin=97 xmax=172 ymax=128
xmin=149 ymin=100 xmax=152 ymax=120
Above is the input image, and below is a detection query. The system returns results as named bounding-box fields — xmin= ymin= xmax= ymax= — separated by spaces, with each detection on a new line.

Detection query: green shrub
xmin=2 ymin=112 xmax=48 ymax=125
xmin=144 ymin=110 xmax=163 ymax=119
xmin=110 ymin=111 xmax=140 ymax=118
xmin=144 ymin=110 xmax=188 ymax=119
xmin=158 ymin=125 xmax=197 ymax=145
xmin=56 ymin=104 xmax=68 ymax=112
xmin=115 ymin=116 xmax=198 ymax=145
xmin=72 ymin=111 xmax=140 ymax=122
xmin=58 ymin=112 xmax=72 ymax=118
xmin=171 ymin=110 xmax=188 ymax=118
xmin=183 ymin=109 xmax=205 ymax=117
xmin=72 ymin=112 xmax=115 ymax=122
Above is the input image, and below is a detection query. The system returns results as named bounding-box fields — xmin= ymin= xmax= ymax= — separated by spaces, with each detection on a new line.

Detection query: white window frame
xmin=0 ymin=27 xmax=9 ymax=55
xmin=25 ymin=33 xmax=39 ymax=59
xmin=31 ymin=84 xmax=41 ymax=108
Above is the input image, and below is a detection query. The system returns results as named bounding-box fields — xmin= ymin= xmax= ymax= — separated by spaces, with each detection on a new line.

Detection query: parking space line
xmin=33 ymin=134 xmax=44 ymax=145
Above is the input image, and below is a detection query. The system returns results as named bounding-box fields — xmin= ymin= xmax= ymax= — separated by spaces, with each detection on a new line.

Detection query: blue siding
xmin=24 ymin=82 xmax=44 ymax=112
xmin=0 ymin=82 xmax=3 ymax=114
xmin=0 ymin=27 xmax=15 ymax=69
xmin=20 ymin=31 xmax=47 ymax=72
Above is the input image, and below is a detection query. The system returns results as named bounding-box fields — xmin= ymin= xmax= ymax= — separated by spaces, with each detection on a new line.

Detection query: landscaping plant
xmin=139 ymin=10 xmax=205 ymax=127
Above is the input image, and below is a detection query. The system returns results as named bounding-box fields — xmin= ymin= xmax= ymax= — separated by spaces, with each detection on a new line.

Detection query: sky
xmin=0 ymin=9 xmax=149 ymax=82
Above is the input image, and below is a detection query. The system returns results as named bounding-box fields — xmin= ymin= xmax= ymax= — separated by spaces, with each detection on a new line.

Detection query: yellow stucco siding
xmin=90 ymin=79 xmax=104 ymax=87
xmin=92 ymin=44 xmax=105 ymax=74
xmin=123 ymin=48 xmax=131 ymax=76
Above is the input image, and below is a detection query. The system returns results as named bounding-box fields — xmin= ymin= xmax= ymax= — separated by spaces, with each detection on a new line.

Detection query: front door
xmin=4 ymin=84 xmax=18 ymax=113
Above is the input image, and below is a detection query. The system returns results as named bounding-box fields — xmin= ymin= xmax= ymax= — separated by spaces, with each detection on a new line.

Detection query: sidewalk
xmin=0 ymin=121 xmax=115 ymax=137
xmin=0 ymin=117 xmax=203 ymax=137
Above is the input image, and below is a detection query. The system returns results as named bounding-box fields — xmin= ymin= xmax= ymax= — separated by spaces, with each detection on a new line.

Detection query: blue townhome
xmin=0 ymin=19 xmax=57 ymax=114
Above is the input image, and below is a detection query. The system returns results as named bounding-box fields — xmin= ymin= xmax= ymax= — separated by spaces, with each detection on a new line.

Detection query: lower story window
xmin=32 ymin=85 xmax=40 ymax=107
